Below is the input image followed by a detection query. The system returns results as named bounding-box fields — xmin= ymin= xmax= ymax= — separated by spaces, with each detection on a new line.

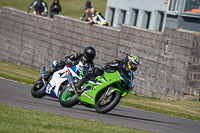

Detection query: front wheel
xmin=95 ymin=90 xmax=121 ymax=114
xmin=31 ymin=77 xmax=45 ymax=98
xmin=59 ymin=87 xmax=79 ymax=107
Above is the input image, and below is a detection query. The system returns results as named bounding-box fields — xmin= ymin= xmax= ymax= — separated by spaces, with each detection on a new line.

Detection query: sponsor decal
xmin=46 ymin=83 xmax=52 ymax=94
xmin=66 ymin=69 xmax=71 ymax=75
xmin=83 ymin=92 xmax=94 ymax=101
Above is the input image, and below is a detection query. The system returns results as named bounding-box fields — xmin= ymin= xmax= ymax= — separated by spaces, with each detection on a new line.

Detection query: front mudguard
xmin=59 ymin=86 xmax=79 ymax=107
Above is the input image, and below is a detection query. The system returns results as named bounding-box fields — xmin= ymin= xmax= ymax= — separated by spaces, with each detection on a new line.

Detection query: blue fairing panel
xmin=50 ymin=90 xmax=58 ymax=97
xmin=70 ymin=66 xmax=82 ymax=78
xmin=71 ymin=66 xmax=77 ymax=73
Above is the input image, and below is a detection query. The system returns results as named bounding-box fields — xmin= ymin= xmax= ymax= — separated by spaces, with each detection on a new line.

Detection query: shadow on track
xmin=105 ymin=112 xmax=179 ymax=125
xmin=38 ymin=98 xmax=179 ymax=125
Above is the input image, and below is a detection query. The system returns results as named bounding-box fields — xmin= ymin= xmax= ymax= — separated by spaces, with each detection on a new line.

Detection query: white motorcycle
xmin=31 ymin=61 xmax=85 ymax=98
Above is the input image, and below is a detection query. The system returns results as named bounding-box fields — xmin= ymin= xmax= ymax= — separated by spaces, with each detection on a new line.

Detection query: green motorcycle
xmin=59 ymin=67 xmax=134 ymax=114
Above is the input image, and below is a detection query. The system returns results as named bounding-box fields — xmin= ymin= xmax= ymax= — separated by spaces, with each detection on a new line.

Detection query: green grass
xmin=0 ymin=104 xmax=152 ymax=133
xmin=120 ymin=94 xmax=200 ymax=121
xmin=0 ymin=60 xmax=200 ymax=122
xmin=0 ymin=0 xmax=107 ymax=18
xmin=0 ymin=61 xmax=40 ymax=84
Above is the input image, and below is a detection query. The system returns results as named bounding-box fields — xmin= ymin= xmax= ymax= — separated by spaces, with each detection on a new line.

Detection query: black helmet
xmin=83 ymin=46 xmax=96 ymax=61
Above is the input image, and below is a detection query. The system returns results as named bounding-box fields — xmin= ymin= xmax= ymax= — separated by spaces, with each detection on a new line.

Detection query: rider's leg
xmin=74 ymin=76 xmax=88 ymax=90
xmin=43 ymin=67 xmax=56 ymax=81
xmin=43 ymin=61 xmax=66 ymax=81
xmin=74 ymin=67 xmax=104 ymax=91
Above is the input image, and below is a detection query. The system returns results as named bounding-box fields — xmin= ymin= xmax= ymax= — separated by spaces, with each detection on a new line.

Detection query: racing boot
xmin=42 ymin=61 xmax=65 ymax=82
xmin=74 ymin=76 xmax=88 ymax=92
xmin=42 ymin=68 xmax=55 ymax=82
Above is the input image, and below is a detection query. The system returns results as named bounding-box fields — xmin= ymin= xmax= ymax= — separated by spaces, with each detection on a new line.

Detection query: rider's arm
xmin=101 ymin=60 xmax=121 ymax=69
xmin=132 ymin=73 xmax=135 ymax=80
xmin=90 ymin=62 xmax=94 ymax=68
xmin=101 ymin=60 xmax=121 ymax=72
xmin=50 ymin=60 xmax=66 ymax=72
xmin=65 ymin=53 xmax=82 ymax=66
xmin=27 ymin=1 xmax=37 ymax=13
xmin=44 ymin=2 xmax=48 ymax=16
xmin=91 ymin=14 xmax=98 ymax=24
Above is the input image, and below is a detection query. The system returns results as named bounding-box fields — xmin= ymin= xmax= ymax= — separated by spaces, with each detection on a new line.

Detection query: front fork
xmin=100 ymin=86 xmax=116 ymax=104
xmin=40 ymin=66 xmax=47 ymax=86
xmin=67 ymin=73 xmax=83 ymax=102
xmin=42 ymin=77 xmax=47 ymax=86
xmin=105 ymin=86 xmax=115 ymax=96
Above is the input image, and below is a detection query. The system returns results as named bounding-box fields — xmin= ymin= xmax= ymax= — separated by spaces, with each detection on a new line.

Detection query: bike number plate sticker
xmin=46 ymin=84 xmax=51 ymax=94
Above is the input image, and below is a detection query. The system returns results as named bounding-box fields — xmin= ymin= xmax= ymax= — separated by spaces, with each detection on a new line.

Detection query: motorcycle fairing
xmin=42 ymin=65 xmax=82 ymax=98
xmin=79 ymin=71 xmax=129 ymax=105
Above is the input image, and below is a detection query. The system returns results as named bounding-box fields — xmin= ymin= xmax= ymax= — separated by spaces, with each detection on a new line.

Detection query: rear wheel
xmin=31 ymin=77 xmax=45 ymax=98
xmin=59 ymin=87 xmax=79 ymax=107
xmin=95 ymin=89 xmax=121 ymax=114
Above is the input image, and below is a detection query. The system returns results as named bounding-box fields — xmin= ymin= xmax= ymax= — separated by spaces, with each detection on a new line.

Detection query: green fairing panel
xmin=79 ymin=71 xmax=120 ymax=105
xmin=115 ymin=82 xmax=129 ymax=97
xmin=79 ymin=71 xmax=129 ymax=105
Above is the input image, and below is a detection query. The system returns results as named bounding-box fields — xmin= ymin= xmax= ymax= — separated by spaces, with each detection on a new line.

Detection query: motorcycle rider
xmin=74 ymin=54 xmax=140 ymax=91
xmin=43 ymin=46 xmax=96 ymax=82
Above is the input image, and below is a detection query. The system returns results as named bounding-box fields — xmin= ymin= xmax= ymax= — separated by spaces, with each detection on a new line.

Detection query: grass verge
xmin=0 ymin=104 xmax=152 ymax=133
xmin=120 ymin=94 xmax=200 ymax=121
xmin=0 ymin=60 xmax=200 ymax=122
xmin=0 ymin=61 xmax=40 ymax=84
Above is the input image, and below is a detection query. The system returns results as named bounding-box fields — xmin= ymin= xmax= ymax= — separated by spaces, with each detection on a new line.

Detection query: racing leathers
xmin=102 ymin=59 xmax=135 ymax=79
xmin=74 ymin=59 xmax=136 ymax=91
xmin=27 ymin=0 xmax=48 ymax=16
xmin=44 ymin=53 xmax=94 ymax=81
xmin=91 ymin=11 xmax=108 ymax=26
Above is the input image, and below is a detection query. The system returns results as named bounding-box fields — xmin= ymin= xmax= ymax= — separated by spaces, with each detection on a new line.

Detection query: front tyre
xmin=31 ymin=77 xmax=45 ymax=98
xmin=59 ymin=87 xmax=79 ymax=107
xmin=95 ymin=90 xmax=121 ymax=114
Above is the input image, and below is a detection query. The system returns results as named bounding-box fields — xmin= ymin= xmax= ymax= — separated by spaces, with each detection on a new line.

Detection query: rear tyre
xmin=95 ymin=90 xmax=121 ymax=114
xmin=59 ymin=87 xmax=79 ymax=107
xmin=31 ymin=77 xmax=45 ymax=98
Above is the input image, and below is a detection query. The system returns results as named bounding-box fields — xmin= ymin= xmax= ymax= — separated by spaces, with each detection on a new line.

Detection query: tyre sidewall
xmin=31 ymin=77 xmax=45 ymax=98
xmin=59 ymin=88 xmax=79 ymax=107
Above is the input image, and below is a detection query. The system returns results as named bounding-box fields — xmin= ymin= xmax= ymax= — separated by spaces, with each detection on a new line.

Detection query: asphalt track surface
xmin=0 ymin=77 xmax=200 ymax=133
